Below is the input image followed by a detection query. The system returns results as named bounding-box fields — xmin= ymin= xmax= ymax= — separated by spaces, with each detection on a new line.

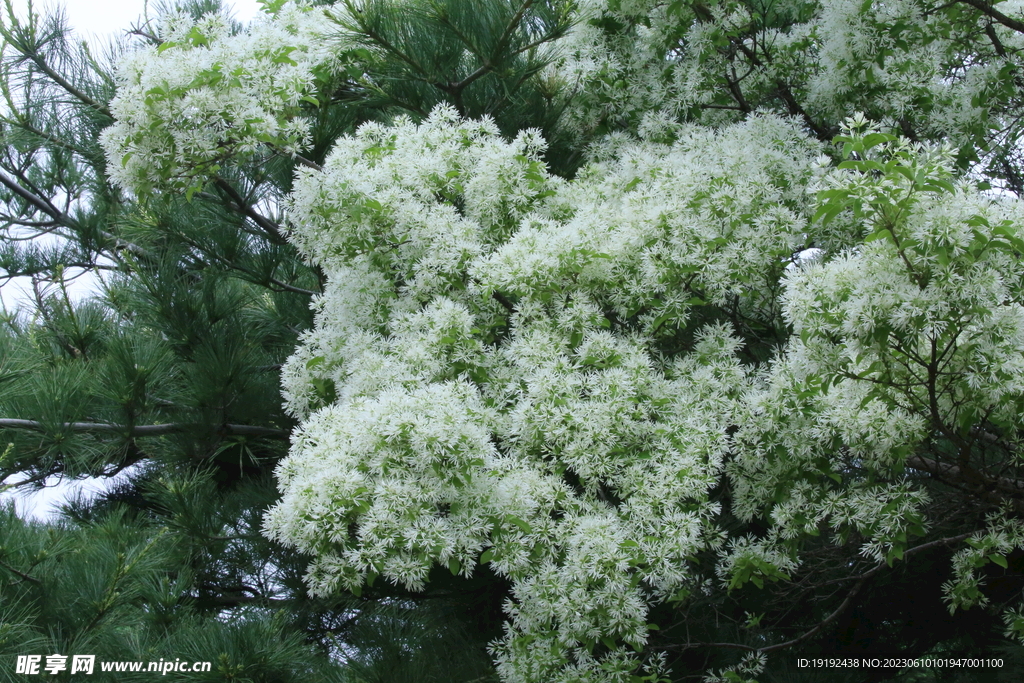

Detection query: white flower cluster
xmin=268 ymin=109 xmax=820 ymax=681
xmin=270 ymin=104 xmax=1024 ymax=678
xmin=703 ymin=651 xmax=766 ymax=683
xmin=551 ymin=0 xmax=1008 ymax=149
xmin=943 ymin=505 xmax=1024 ymax=615
xmin=730 ymin=123 xmax=1024 ymax=623
xmin=101 ymin=2 xmax=337 ymax=195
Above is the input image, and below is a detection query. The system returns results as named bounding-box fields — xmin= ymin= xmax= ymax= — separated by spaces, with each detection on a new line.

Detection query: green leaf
xmin=272 ymin=46 xmax=299 ymax=65
xmin=650 ymin=313 xmax=674 ymax=333
xmin=862 ymin=132 xmax=895 ymax=149
xmin=185 ymin=27 xmax=211 ymax=47
xmin=507 ymin=516 xmax=532 ymax=535
xmin=866 ymin=228 xmax=894 ymax=244
xmin=258 ymin=0 xmax=289 ymax=13
xmin=813 ymin=202 xmax=845 ymax=225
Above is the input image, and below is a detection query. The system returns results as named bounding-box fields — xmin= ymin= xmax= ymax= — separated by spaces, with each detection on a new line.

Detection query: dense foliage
xmin=0 ymin=2 xmax=494 ymax=681
xmin=9 ymin=0 xmax=1024 ymax=681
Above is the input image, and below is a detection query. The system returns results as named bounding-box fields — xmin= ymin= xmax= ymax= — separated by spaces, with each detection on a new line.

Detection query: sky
xmin=0 ymin=0 xmax=263 ymax=519
xmin=51 ymin=0 xmax=262 ymax=43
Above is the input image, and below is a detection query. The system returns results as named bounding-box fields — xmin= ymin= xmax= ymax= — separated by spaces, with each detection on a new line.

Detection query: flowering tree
xmin=91 ymin=0 xmax=1024 ymax=681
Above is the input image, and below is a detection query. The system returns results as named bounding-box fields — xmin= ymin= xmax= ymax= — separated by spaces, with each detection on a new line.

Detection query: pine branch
xmin=341 ymin=0 xmax=433 ymax=80
xmin=3 ymin=115 xmax=95 ymax=160
xmin=0 ymin=419 xmax=290 ymax=439
xmin=0 ymin=167 xmax=151 ymax=261
xmin=0 ymin=25 xmax=113 ymax=119
xmin=212 ymin=178 xmax=288 ymax=245
xmin=83 ymin=529 xmax=167 ymax=633
xmin=494 ymin=0 xmax=535 ymax=59
xmin=444 ymin=0 xmax=566 ymax=104
xmin=266 ymin=277 xmax=318 ymax=296
xmin=201 ymin=594 xmax=294 ymax=607
xmin=153 ymin=211 xmax=317 ymax=296
xmin=30 ymin=57 xmax=110 ymax=118
xmin=0 ymin=263 xmax=118 ymax=283
xmin=0 ymin=167 xmax=64 ymax=220
xmin=0 ymin=556 xmax=42 ymax=585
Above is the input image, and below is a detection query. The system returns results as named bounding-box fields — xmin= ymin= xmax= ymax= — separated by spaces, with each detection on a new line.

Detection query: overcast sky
xmin=44 ymin=0 xmax=262 ymax=42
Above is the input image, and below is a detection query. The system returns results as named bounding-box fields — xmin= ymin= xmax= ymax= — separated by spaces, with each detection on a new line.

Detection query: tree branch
xmin=213 ymin=178 xmax=288 ymax=245
xmin=907 ymin=453 xmax=1024 ymax=495
xmin=0 ymin=168 xmax=63 ymax=220
xmin=956 ymin=0 xmax=1024 ymax=35
xmin=266 ymin=277 xmax=318 ymax=296
xmin=668 ymin=531 xmax=976 ymax=655
xmin=492 ymin=290 xmax=515 ymax=313
xmin=199 ymin=594 xmax=294 ymax=607
xmin=0 ymin=168 xmax=152 ymax=261
xmin=293 ymin=154 xmax=324 ymax=172
xmin=0 ymin=556 xmax=42 ymax=585
xmin=0 ymin=419 xmax=290 ymax=439
xmin=12 ymin=44 xmax=112 ymax=118
xmin=445 ymin=0 xmax=539 ymax=98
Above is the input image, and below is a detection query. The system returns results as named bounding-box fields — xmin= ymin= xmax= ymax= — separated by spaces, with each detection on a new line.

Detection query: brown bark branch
xmin=907 ymin=454 xmax=1024 ymax=494
xmin=0 ymin=168 xmax=152 ymax=261
xmin=0 ymin=419 xmax=290 ymax=439
xmin=293 ymin=154 xmax=324 ymax=172
xmin=956 ymin=0 xmax=1024 ymax=35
